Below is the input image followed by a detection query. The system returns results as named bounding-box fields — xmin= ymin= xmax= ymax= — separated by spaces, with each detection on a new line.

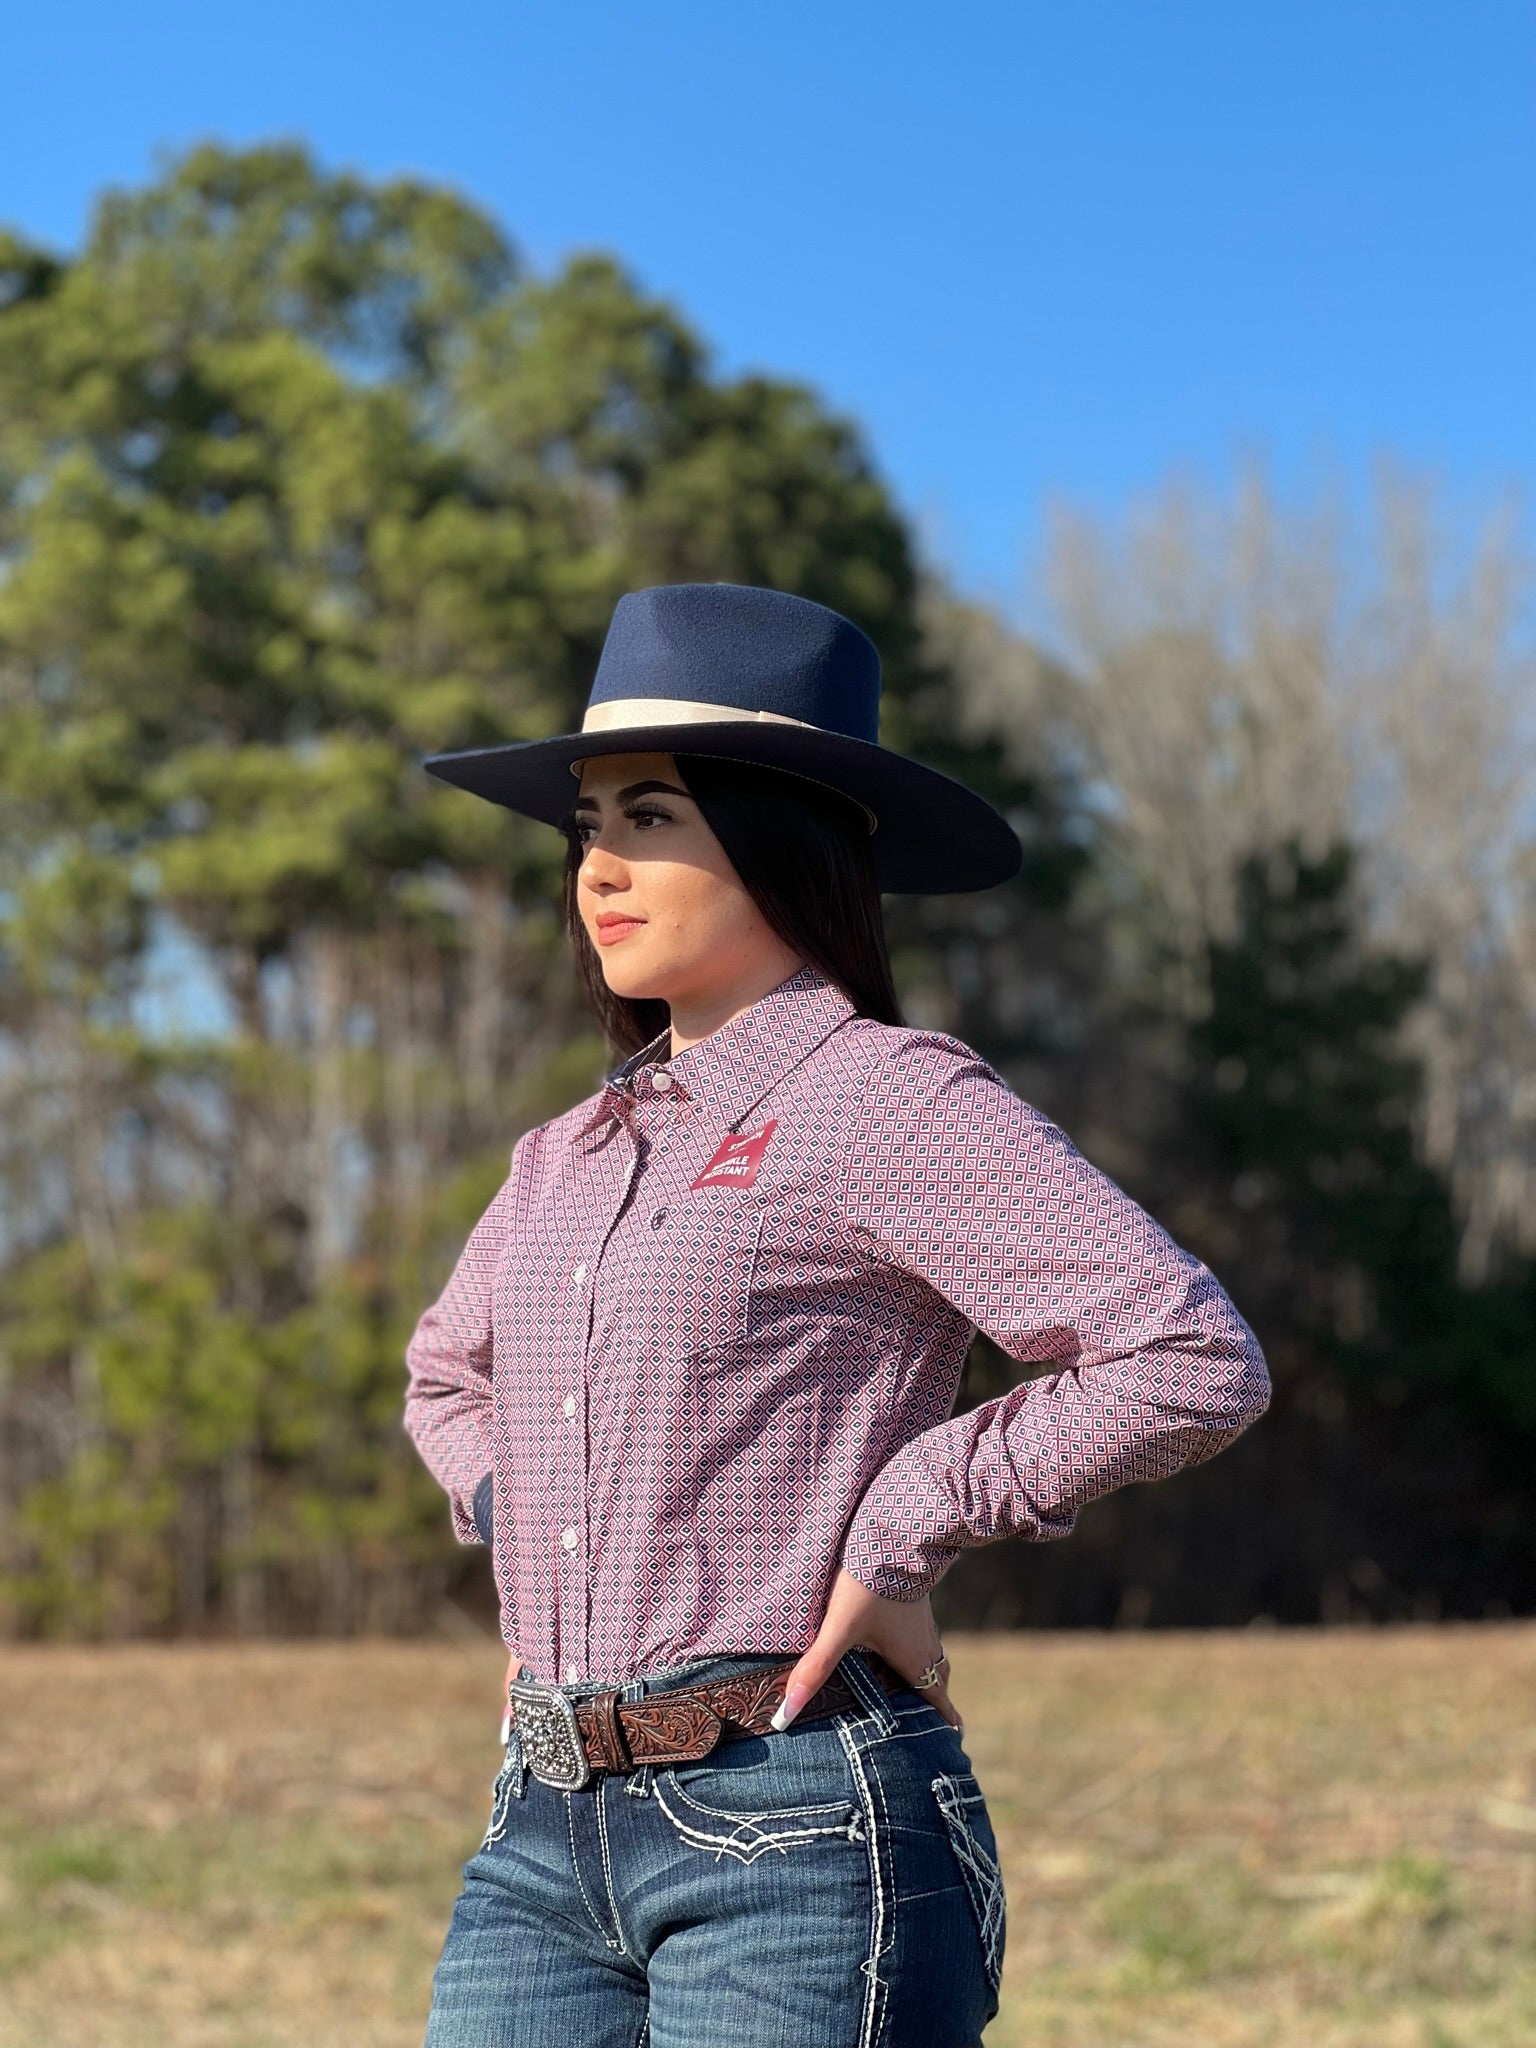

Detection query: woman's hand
xmin=769 ymin=1569 xmax=962 ymax=1733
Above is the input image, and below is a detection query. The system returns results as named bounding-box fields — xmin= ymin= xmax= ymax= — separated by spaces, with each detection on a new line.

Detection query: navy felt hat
xmin=420 ymin=583 xmax=1022 ymax=893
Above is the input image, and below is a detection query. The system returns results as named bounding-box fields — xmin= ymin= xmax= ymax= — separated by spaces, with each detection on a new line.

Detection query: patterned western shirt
xmin=402 ymin=965 xmax=1269 ymax=1685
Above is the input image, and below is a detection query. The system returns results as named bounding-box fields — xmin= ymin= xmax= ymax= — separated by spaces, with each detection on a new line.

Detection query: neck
xmin=666 ymin=952 xmax=806 ymax=1056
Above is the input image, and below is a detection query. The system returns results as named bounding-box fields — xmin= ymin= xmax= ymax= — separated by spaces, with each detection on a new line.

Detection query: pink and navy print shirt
xmin=403 ymin=965 xmax=1270 ymax=1685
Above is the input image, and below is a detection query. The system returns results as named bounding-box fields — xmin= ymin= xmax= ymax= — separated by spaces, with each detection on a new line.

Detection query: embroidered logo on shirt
xmin=689 ymin=1119 xmax=778 ymax=1190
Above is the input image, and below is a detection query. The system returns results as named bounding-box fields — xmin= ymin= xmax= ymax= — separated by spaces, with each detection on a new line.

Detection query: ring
xmin=912 ymin=1656 xmax=948 ymax=1692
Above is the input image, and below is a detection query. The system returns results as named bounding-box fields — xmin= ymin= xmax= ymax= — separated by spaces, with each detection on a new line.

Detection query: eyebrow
xmin=572 ymin=779 xmax=692 ymax=813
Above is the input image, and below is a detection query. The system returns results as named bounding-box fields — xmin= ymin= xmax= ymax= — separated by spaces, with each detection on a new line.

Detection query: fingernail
xmin=770 ymin=1682 xmax=811 ymax=1732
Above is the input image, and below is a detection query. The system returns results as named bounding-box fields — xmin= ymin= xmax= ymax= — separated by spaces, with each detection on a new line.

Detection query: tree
xmin=0 ymin=145 xmax=1079 ymax=1637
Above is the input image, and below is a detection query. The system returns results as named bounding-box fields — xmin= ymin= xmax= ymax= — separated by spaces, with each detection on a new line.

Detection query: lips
xmin=594 ymin=915 xmax=646 ymax=947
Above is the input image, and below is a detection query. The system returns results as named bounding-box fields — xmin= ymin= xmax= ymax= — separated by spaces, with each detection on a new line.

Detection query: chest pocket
xmin=657 ymin=1189 xmax=767 ymax=1360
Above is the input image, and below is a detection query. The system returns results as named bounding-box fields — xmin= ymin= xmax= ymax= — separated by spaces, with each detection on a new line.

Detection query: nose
xmin=580 ymin=837 xmax=629 ymax=887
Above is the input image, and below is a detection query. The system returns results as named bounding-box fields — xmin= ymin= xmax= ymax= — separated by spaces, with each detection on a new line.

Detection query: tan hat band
xmin=569 ymin=696 xmax=878 ymax=830
xmin=580 ymin=697 xmax=822 ymax=735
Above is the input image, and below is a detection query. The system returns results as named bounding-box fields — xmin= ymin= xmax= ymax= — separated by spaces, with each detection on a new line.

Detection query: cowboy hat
xmin=420 ymin=582 xmax=1022 ymax=893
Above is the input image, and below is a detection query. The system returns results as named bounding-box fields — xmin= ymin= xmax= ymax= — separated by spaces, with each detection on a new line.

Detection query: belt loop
xmin=588 ymin=1688 xmax=632 ymax=1774
xmin=619 ymin=1669 xmax=651 ymax=1793
xmin=506 ymin=1717 xmax=528 ymax=1799
xmin=839 ymin=1648 xmax=900 ymax=1737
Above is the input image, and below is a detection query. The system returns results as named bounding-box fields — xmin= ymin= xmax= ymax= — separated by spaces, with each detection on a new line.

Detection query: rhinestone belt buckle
xmin=508 ymin=1679 xmax=591 ymax=1790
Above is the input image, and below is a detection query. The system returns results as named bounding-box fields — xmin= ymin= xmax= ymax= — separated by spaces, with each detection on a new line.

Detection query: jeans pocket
xmin=654 ymin=1769 xmax=865 ymax=1866
xmin=931 ymin=1770 xmax=1007 ymax=1997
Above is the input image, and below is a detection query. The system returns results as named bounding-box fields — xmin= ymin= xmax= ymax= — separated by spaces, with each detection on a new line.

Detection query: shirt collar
xmin=594 ymin=964 xmax=857 ymax=1135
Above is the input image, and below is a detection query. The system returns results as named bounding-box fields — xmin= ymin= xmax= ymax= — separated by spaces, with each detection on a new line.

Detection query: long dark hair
xmin=562 ymin=753 xmax=903 ymax=1058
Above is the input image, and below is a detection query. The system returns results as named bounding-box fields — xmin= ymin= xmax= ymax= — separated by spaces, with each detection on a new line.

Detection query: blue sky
xmin=7 ymin=1 xmax=1532 ymax=612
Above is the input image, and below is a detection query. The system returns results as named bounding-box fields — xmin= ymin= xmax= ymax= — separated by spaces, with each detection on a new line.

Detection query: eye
xmin=624 ymin=804 xmax=673 ymax=830
xmin=562 ymin=812 xmax=597 ymax=847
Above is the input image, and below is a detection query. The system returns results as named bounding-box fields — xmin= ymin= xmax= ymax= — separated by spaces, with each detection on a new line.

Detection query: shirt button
xmin=650 ymin=1068 xmax=674 ymax=1092
xmin=560 ymin=1526 xmax=579 ymax=1552
xmin=564 ymin=1664 xmax=581 ymax=1683
xmin=573 ymin=1262 xmax=587 ymax=1288
xmin=563 ymin=1394 xmax=576 ymax=1419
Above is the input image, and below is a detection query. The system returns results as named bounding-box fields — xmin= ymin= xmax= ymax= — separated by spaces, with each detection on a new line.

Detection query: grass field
xmin=0 ymin=1623 xmax=1532 ymax=2047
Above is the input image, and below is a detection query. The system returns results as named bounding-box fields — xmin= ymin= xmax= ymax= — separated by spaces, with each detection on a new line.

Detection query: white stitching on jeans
xmin=595 ymin=1780 xmax=635 ymax=1957
xmin=840 ymin=1651 xmax=898 ymax=1737
xmin=661 ymin=1777 xmax=857 ymax=1824
xmin=565 ymin=1790 xmax=623 ymax=1950
xmin=932 ymin=1773 xmax=1006 ymax=1994
xmin=834 ymin=1712 xmax=891 ymax=2048
xmin=653 ymin=1780 xmax=863 ymax=1864
xmin=478 ymin=1750 xmax=516 ymax=1851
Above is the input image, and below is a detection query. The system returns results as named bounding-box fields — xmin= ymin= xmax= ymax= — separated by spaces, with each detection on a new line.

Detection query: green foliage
xmin=0 ymin=142 xmax=1049 ymax=1637
xmin=0 ymin=1175 xmax=510 ymax=1634
xmin=1187 ymin=842 xmax=1536 ymax=1448
xmin=5 ymin=142 xmax=1526 ymax=1640
xmin=1193 ymin=843 xmax=1437 ymax=1272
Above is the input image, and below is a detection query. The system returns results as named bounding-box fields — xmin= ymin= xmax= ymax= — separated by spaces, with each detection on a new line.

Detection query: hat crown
xmin=589 ymin=583 xmax=881 ymax=741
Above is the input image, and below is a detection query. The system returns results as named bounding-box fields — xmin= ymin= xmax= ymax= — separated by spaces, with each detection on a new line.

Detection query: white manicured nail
xmin=771 ymin=1682 xmax=811 ymax=1732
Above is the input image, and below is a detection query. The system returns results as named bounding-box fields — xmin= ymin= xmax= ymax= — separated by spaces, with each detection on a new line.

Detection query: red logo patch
xmin=689 ymin=1119 xmax=778 ymax=1190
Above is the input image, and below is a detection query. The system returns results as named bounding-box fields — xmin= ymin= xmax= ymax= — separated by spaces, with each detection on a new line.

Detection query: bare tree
xmin=1021 ymin=462 xmax=1536 ymax=1274
xmin=1346 ymin=474 xmax=1536 ymax=1278
xmin=1046 ymin=470 xmax=1353 ymax=985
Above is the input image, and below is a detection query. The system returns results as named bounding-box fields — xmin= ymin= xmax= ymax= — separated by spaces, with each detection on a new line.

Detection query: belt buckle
xmin=508 ymin=1679 xmax=591 ymax=1790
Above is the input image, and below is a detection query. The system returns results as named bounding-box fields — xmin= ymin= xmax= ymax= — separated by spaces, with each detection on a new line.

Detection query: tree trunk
xmin=459 ymin=871 xmax=508 ymax=1134
xmin=306 ymin=927 xmax=352 ymax=1286
xmin=376 ymin=913 xmax=422 ymax=1235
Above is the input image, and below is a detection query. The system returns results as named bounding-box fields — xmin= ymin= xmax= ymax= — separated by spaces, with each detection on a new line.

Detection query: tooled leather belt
xmin=508 ymin=1652 xmax=908 ymax=1790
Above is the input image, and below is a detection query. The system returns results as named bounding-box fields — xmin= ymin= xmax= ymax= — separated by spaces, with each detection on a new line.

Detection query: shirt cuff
xmin=840 ymin=1504 xmax=961 ymax=1601
xmin=470 ymin=1470 xmax=495 ymax=1548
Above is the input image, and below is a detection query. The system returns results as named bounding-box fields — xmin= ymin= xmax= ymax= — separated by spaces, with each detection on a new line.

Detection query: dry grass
xmin=0 ymin=1624 xmax=1533 ymax=2047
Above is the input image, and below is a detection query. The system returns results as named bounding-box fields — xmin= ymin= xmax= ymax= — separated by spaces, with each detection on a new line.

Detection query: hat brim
xmin=421 ymin=723 xmax=1022 ymax=894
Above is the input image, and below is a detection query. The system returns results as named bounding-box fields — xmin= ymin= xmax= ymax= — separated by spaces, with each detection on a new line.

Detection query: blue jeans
xmin=424 ymin=1649 xmax=1005 ymax=2047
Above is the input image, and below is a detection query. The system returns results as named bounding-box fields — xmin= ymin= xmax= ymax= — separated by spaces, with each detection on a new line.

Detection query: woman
xmin=404 ymin=582 xmax=1270 ymax=2048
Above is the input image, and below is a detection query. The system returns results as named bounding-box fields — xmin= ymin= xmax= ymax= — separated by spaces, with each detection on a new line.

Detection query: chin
xmin=596 ymin=954 xmax=670 ymax=1004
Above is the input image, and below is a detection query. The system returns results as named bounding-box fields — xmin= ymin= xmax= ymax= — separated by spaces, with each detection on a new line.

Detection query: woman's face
xmin=570 ymin=751 xmax=798 ymax=1011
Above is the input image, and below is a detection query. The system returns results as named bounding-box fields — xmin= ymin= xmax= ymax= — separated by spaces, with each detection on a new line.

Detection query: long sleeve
xmin=402 ymin=1168 xmax=516 ymax=1546
xmin=838 ymin=1038 xmax=1270 ymax=1599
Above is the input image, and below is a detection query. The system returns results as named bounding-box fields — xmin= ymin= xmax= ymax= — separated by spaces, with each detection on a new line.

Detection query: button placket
xmin=562 ymin=1076 xmax=693 ymax=1678
xmin=553 ymin=1256 xmax=588 ymax=1676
